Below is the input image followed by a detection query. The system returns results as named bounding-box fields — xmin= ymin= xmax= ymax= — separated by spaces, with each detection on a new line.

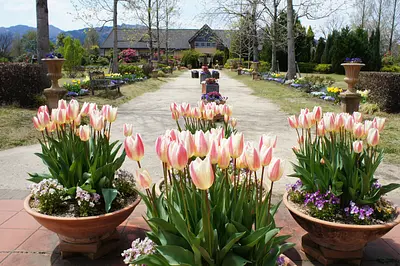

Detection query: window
xmin=207 ymin=43 xmax=210 ymax=47
xmin=201 ymin=43 xmax=205 ymax=47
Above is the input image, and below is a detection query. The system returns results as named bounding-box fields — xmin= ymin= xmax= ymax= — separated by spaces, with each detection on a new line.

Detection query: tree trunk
xmin=388 ymin=0 xmax=397 ymax=51
xmin=287 ymin=0 xmax=296 ymax=79
xmin=361 ymin=0 xmax=366 ymax=28
xmin=156 ymin=0 xmax=161 ymax=62
xmin=165 ymin=0 xmax=169 ymax=67
xmin=377 ymin=0 xmax=383 ymax=30
xmin=112 ymin=0 xmax=118 ymax=73
xmin=251 ymin=1 xmax=259 ymax=61
xmin=148 ymin=0 xmax=153 ymax=63
xmin=271 ymin=0 xmax=278 ymax=72
xmin=36 ymin=0 xmax=50 ymax=67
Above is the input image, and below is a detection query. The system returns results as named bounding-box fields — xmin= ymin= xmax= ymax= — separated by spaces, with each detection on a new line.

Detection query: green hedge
xmin=298 ymin=62 xmax=317 ymax=73
xmin=314 ymin=64 xmax=333 ymax=73
xmin=357 ymin=72 xmax=400 ymax=113
xmin=381 ymin=65 xmax=400 ymax=73
xmin=0 ymin=63 xmax=50 ymax=107
xmin=259 ymin=61 xmax=271 ymax=73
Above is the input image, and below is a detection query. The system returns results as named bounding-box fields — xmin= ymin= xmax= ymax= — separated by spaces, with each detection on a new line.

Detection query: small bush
xmin=356 ymin=72 xmax=400 ymax=113
xmin=360 ymin=103 xmax=380 ymax=114
xmin=259 ymin=61 xmax=271 ymax=73
xmin=0 ymin=63 xmax=50 ymax=107
xmin=95 ymin=57 xmax=109 ymax=66
xmin=298 ymin=62 xmax=317 ymax=73
xmin=119 ymin=64 xmax=144 ymax=77
xmin=226 ymin=58 xmax=239 ymax=69
xmin=157 ymin=70 xmax=166 ymax=77
xmin=315 ymin=64 xmax=332 ymax=73
xmin=142 ymin=63 xmax=153 ymax=77
xmin=381 ymin=65 xmax=400 ymax=73
xmin=0 ymin=57 xmax=9 ymax=63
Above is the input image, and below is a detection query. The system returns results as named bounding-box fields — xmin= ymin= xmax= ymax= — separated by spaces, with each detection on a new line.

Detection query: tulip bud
xmin=67 ymin=99 xmax=80 ymax=121
xmin=194 ymin=131 xmax=209 ymax=157
xmin=259 ymin=134 xmax=277 ymax=150
xmin=166 ymin=129 xmax=179 ymax=141
xmin=124 ymin=134 xmax=145 ymax=161
xmin=323 ymin=113 xmax=335 ymax=132
xmin=135 ymin=169 xmax=152 ymax=190
xmin=205 ymin=109 xmax=214 ymax=120
xmin=189 ymin=157 xmax=214 ymax=190
xmin=344 ymin=116 xmax=355 ymax=132
xmin=79 ymin=125 xmax=91 ymax=141
xmin=180 ymin=102 xmax=190 ymax=116
xmin=353 ymin=112 xmax=362 ymax=123
xmin=123 ymin=123 xmax=133 ymax=137
xmin=32 ymin=117 xmax=45 ymax=131
xmin=57 ymin=109 xmax=67 ymax=125
xmin=367 ymin=128 xmax=379 ymax=147
xmin=260 ymin=146 xmax=273 ymax=166
xmin=236 ymin=151 xmax=248 ymax=169
xmin=58 ymin=99 xmax=67 ymax=110
xmin=353 ymin=123 xmax=364 ymax=139
xmin=107 ymin=106 xmax=118 ymax=123
xmin=312 ymin=106 xmax=322 ymax=122
xmin=317 ymin=121 xmax=325 ymax=136
xmin=299 ymin=113 xmax=312 ymax=129
xmin=244 ymin=142 xmax=261 ymax=171
xmin=167 ymin=141 xmax=188 ymax=170
xmin=364 ymin=120 xmax=373 ymax=133
xmin=198 ymin=100 xmax=205 ymax=112
xmin=288 ymin=115 xmax=299 ymax=129
xmin=170 ymin=102 xmax=178 ymax=113
xmin=353 ymin=140 xmax=363 ymax=153
xmin=231 ymin=117 xmax=237 ymax=128
xmin=208 ymin=140 xmax=219 ymax=164
xmin=101 ymin=105 xmax=110 ymax=118
xmin=224 ymin=114 xmax=229 ymax=123
xmin=229 ymin=132 xmax=244 ymax=158
xmin=267 ymin=158 xmax=284 ymax=182
xmin=90 ymin=110 xmax=104 ymax=131
xmin=155 ymin=135 xmax=170 ymax=163
xmin=191 ymin=107 xmax=201 ymax=119
xmin=80 ymin=102 xmax=89 ymax=116
xmin=335 ymin=113 xmax=345 ymax=130
xmin=218 ymin=143 xmax=231 ymax=169
xmin=171 ymin=111 xmax=180 ymax=121
xmin=223 ymin=105 xmax=232 ymax=117
xmin=373 ymin=117 xmax=386 ymax=132
xmin=180 ymin=131 xmax=195 ymax=158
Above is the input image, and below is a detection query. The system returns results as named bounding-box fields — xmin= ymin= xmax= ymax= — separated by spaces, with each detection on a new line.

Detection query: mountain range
xmin=0 ymin=24 xmax=143 ymax=45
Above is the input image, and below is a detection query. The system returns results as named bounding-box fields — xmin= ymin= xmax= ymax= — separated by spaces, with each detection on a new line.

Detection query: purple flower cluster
xmin=30 ymin=178 xmax=66 ymax=198
xmin=45 ymin=52 xmax=63 ymax=59
xmin=276 ymin=255 xmax=285 ymax=266
xmin=121 ymin=237 xmax=156 ymax=264
xmin=304 ymin=190 xmax=340 ymax=210
xmin=75 ymin=187 xmax=100 ymax=208
xmin=286 ymin=180 xmax=302 ymax=191
xmin=373 ymin=180 xmax=382 ymax=189
xmin=321 ymin=96 xmax=336 ymax=101
xmin=344 ymin=57 xmax=362 ymax=63
xmin=344 ymin=201 xmax=374 ymax=220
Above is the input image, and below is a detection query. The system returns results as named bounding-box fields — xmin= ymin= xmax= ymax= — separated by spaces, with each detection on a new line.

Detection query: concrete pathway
xmin=1 ymin=70 xmax=399 ymax=199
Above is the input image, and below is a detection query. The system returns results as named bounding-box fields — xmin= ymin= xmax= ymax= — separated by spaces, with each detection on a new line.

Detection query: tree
xmin=313 ymin=37 xmax=325 ymax=63
xmin=22 ymin=31 xmax=38 ymax=54
xmin=59 ymin=36 xmax=84 ymax=76
xmin=164 ymin=0 xmax=179 ymax=67
xmin=84 ymin=28 xmax=99 ymax=49
xmin=388 ymin=0 xmax=398 ymax=51
xmin=287 ymin=0 xmax=296 ymax=79
xmin=0 ymin=32 xmax=13 ymax=58
xmin=36 ymin=0 xmax=50 ymax=65
xmin=11 ymin=34 xmax=24 ymax=57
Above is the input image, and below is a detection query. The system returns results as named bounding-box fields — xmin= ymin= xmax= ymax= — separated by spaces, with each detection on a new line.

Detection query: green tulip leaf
xmin=102 ymin=188 xmax=118 ymax=213
xmin=156 ymin=245 xmax=195 ymax=266
xmin=221 ymin=252 xmax=250 ymax=266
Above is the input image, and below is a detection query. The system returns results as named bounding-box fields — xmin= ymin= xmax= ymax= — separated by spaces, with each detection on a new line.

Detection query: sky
xmin=0 ymin=0 xmax=349 ymax=36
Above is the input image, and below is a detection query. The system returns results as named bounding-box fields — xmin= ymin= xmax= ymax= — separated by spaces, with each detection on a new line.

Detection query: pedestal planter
xmin=283 ymin=192 xmax=400 ymax=265
xmin=24 ymin=195 xmax=141 ymax=259
xmin=340 ymin=63 xmax=365 ymax=114
xmin=42 ymin=58 xmax=67 ymax=109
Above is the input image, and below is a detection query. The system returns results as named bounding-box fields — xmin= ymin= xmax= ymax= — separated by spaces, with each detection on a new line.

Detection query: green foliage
xmin=182 ymin=50 xmax=203 ymax=68
xmin=314 ymin=64 xmax=332 ymax=73
xmin=213 ymin=50 xmax=226 ymax=65
xmin=119 ymin=64 xmax=145 ymax=77
xmin=357 ymin=72 xmax=400 ymax=113
xmin=142 ymin=63 xmax=154 ymax=77
xmin=21 ymin=30 xmax=37 ymax=54
xmin=59 ymin=36 xmax=85 ymax=76
xmin=0 ymin=63 xmax=50 ymax=107
xmin=360 ymin=103 xmax=380 ymax=114
xmin=84 ymin=28 xmax=99 ymax=49
xmin=298 ymin=62 xmax=317 ymax=73
xmin=259 ymin=61 xmax=271 ymax=73
xmin=313 ymin=37 xmax=325 ymax=64
xmin=0 ymin=57 xmax=9 ymax=63
xmin=381 ymin=65 xmax=400 ymax=72
xmin=157 ymin=70 xmax=166 ymax=77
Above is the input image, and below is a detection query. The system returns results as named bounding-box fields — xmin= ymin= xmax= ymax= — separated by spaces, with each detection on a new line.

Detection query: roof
xmin=100 ymin=25 xmax=234 ymax=50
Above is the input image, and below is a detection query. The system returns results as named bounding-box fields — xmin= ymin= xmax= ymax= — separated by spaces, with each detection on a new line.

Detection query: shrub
xmin=356 ymin=72 xmax=400 ymax=113
xmin=298 ymin=62 xmax=317 ymax=73
xmin=157 ymin=70 xmax=166 ymax=77
xmin=360 ymin=103 xmax=380 ymax=114
xmin=182 ymin=50 xmax=203 ymax=67
xmin=119 ymin=49 xmax=138 ymax=63
xmin=226 ymin=58 xmax=239 ymax=69
xmin=0 ymin=57 xmax=9 ymax=63
xmin=381 ymin=65 xmax=400 ymax=73
xmin=259 ymin=61 xmax=271 ymax=73
xmin=314 ymin=64 xmax=333 ymax=73
xmin=0 ymin=63 xmax=50 ymax=107
xmin=95 ymin=56 xmax=109 ymax=66
xmin=142 ymin=63 xmax=153 ymax=77
xmin=118 ymin=64 xmax=144 ymax=76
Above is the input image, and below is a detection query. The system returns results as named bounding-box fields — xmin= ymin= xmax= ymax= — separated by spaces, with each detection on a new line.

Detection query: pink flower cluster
xmin=170 ymin=101 xmax=233 ymax=122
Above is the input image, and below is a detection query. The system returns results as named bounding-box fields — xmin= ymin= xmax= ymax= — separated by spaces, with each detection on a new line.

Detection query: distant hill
xmin=0 ymin=24 xmax=143 ymax=45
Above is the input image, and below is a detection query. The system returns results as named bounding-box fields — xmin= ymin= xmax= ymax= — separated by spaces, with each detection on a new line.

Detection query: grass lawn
xmin=0 ymin=71 xmax=183 ymax=151
xmin=225 ymin=70 xmax=400 ymax=165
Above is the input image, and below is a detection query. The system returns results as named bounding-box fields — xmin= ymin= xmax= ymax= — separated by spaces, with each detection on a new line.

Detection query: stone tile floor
xmin=0 ymin=198 xmax=399 ymax=266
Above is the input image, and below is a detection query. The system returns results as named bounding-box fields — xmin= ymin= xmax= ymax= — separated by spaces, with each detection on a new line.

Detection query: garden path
xmin=0 ymin=70 xmax=399 ymax=199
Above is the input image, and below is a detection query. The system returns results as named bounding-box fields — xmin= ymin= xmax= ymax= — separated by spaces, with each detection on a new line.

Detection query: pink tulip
xmin=67 ymin=99 xmax=80 ymax=121
xmin=123 ymin=123 xmax=133 ymax=137
xmin=191 ymin=107 xmax=201 ymax=119
xmin=74 ymin=114 xmax=81 ymax=126
xmin=166 ymin=129 xmax=179 ymax=141
xmin=353 ymin=140 xmax=363 ymax=153
xmin=38 ymin=105 xmax=49 ymax=114
xmin=198 ymin=100 xmax=205 ymax=112
xmin=58 ymin=99 xmax=67 ymax=109
xmin=260 ymin=146 xmax=273 ymax=166
xmin=218 ymin=143 xmax=231 ymax=169
xmin=353 ymin=123 xmax=365 ymax=139
xmin=259 ymin=134 xmax=277 ymax=150
xmin=335 ymin=113 xmax=345 ymax=130
xmin=167 ymin=141 xmax=188 ymax=170
xmin=344 ymin=116 xmax=355 ymax=132
xmin=80 ymin=102 xmax=90 ymax=116
xmin=155 ymin=135 xmax=170 ymax=163
xmin=229 ymin=132 xmax=244 ymax=158
xmin=353 ymin=112 xmax=362 ymax=123
xmin=79 ymin=125 xmax=91 ymax=141
xmin=297 ymin=135 xmax=304 ymax=144
xmin=244 ymin=142 xmax=261 ymax=171
xmin=180 ymin=131 xmax=195 ymax=158
xmin=312 ymin=106 xmax=322 ymax=122
xmin=46 ymin=121 xmax=56 ymax=133
xmin=135 ymin=168 xmax=152 ymax=190
xmin=189 ymin=157 xmax=214 ymax=190
xmin=231 ymin=118 xmax=237 ymax=128
xmin=223 ymin=105 xmax=232 ymax=117
xmin=373 ymin=117 xmax=386 ymax=132
xmin=51 ymin=109 xmax=58 ymax=123
xmin=107 ymin=106 xmax=118 ymax=123
xmin=299 ymin=113 xmax=312 ymax=129
xmin=125 ymin=134 xmax=145 ymax=161
xmin=367 ymin=128 xmax=380 ymax=147
xmin=300 ymin=108 xmax=309 ymax=114
xmin=101 ymin=105 xmax=110 ymax=118
xmin=170 ymin=102 xmax=178 ymax=113
xmin=205 ymin=109 xmax=214 ymax=120
xmin=224 ymin=114 xmax=229 ymax=123
xmin=90 ymin=110 xmax=104 ymax=131
xmin=236 ymin=151 xmax=248 ymax=169
xmin=288 ymin=115 xmax=299 ymax=129
xmin=32 ymin=117 xmax=45 ymax=131
xmin=323 ymin=113 xmax=335 ymax=132
xmin=364 ymin=120 xmax=373 ymax=133
xmin=57 ymin=109 xmax=67 ymax=125
xmin=195 ymin=131 xmax=209 ymax=157
xmin=317 ymin=120 xmax=325 ymax=136
xmin=180 ymin=102 xmax=190 ymax=116
xmin=208 ymin=140 xmax=219 ymax=164
xmin=267 ymin=158 xmax=284 ymax=182
xmin=171 ymin=111 xmax=180 ymax=120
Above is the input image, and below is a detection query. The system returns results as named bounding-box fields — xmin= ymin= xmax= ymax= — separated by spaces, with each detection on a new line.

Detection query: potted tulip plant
xmin=25 ymin=99 xmax=140 ymax=258
xmin=122 ymin=127 xmax=296 ymax=265
xmin=284 ymin=106 xmax=400 ymax=265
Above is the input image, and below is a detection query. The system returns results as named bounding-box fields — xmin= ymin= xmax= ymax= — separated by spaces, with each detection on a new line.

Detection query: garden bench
xmin=89 ymin=71 xmax=120 ymax=95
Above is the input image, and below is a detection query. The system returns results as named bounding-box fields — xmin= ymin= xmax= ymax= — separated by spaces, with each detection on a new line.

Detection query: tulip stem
xmin=260 ymin=167 xmax=265 ymax=205
xmin=137 ymin=161 xmax=141 ymax=168
xmin=179 ymin=171 xmax=191 ymax=231
xmin=266 ymin=181 xmax=274 ymax=225
xmin=162 ymin=162 xmax=169 ymax=200
xmin=254 ymin=171 xmax=258 ymax=229
xmin=146 ymin=188 xmax=158 ymax=217
xmin=203 ymin=190 xmax=213 ymax=257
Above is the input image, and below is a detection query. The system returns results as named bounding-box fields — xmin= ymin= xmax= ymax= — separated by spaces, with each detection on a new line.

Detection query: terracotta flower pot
xmin=341 ymin=63 xmax=365 ymax=94
xmin=24 ymin=195 xmax=141 ymax=258
xmin=42 ymin=58 xmax=65 ymax=90
xmin=283 ymin=191 xmax=400 ymax=264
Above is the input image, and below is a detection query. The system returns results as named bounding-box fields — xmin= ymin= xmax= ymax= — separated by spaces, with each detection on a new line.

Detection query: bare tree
xmin=36 ymin=0 xmax=50 ymax=66
xmin=287 ymin=0 xmax=296 ymax=79
xmin=388 ymin=0 xmax=398 ymax=51
xmin=164 ymin=0 xmax=179 ymax=66
xmin=0 ymin=32 xmax=13 ymax=58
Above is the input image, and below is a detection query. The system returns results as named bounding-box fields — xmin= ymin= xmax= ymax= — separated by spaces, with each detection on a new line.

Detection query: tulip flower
xmin=191 ymin=107 xmax=201 ymax=119
xmin=74 ymin=114 xmax=81 ymax=126
xmin=38 ymin=105 xmax=49 ymax=115
xmin=51 ymin=109 xmax=58 ymax=123
xmin=155 ymin=135 xmax=170 ymax=163
xmin=180 ymin=102 xmax=190 ymax=116
xmin=125 ymin=134 xmax=145 ymax=162
xmin=170 ymin=102 xmax=178 ymax=113
xmin=171 ymin=111 xmax=179 ymax=120
xmin=299 ymin=113 xmax=312 ymax=129
xmin=123 ymin=123 xmax=133 ymax=137
xmin=58 ymin=99 xmax=67 ymax=109
xmin=288 ymin=115 xmax=299 ymax=129
xmin=364 ymin=120 xmax=373 ymax=133
xmin=267 ymin=158 xmax=284 ymax=182
xmin=353 ymin=112 xmax=362 ymax=123
xmin=367 ymin=128 xmax=380 ymax=147
xmin=57 ymin=109 xmax=67 ymax=125
xmin=323 ymin=113 xmax=335 ymax=132
xmin=208 ymin=139 xmax=219 ymax=164
xmin=244 ymin=142 xmax=261 ymax=171
xmin=260 ymin=146 xmax=273 ymax=166
xmin=317 ymin=120 xmax=325 ymax=136
xmin=335 ymin=113 xmax=345 ymax=130
xmin=167 ymin=141 xmax=188 ymax=171
xmin=218 ymin=144 xmax=231 ymax=169
xmin=189 ymin=157 xmax=214 ymax=190
xmin=344 ymin=116 xmax=355 ymax=132
xmin=107 ymin=106 xmax=118 ymax=123
xmin=312 ymin=106 xmax=322 ymax=122
xmin=180 ymin=131 xmax=195 ymax=158
xmin=224 ymin=114 xmax=229 ymax=123
xmin=198 ymin=100 xmax=205 ymax=112
xmin=223 ymin=105 xmax=233 ymax=117
xmin=67 ymin=99 xmax=80 ymax=121
xmin=166 ymin=129 xmax=179 ymax=141
xmin=205 ymin=109 xmax=214 ymax=120
xmin=353 ymin=123 xmax=364 ymax=139
xmin=90 ymin=111 xmax=104 ymax=131
xmin=373 ymin=117 xmax=386 ymax=132
xmin=229 ymin=132 xmax=244 ymax=158
xmin=80 ymin=102 xmax=90 ymax=116
xmin=32 ymin=116 xmax=45 ymax=131
xmin=194 ymin=131 xmax=209 ymax=157
xmin=300 ymin=108 xmax=309 ymax=114
xmin=231 ymin=118 xmax=237 ymax=128
xmin=353 ymin=140 xmax=363 ymax=153
xmin=259 ymin=134 xmax=277 ymax=150
xmin=236 ymin=151 xmax=248 ymax=169
xmin=135 ymin=168 xmax=152 ymax=190
xmin=101 ymin=105 xmax=110 ymax=118
xmin=79 ymin=125 xmax=91 ymax=141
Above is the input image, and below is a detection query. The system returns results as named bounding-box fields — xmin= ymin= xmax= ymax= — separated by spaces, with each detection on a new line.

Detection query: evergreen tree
xmin=59 ymin=36 xmax=84 ymax=76
xmin=313 ymin=37 xmax=325 ymax=63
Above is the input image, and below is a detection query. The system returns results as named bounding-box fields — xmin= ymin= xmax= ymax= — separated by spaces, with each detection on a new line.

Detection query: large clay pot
xmin=42 ymin=58 xmax=65 ymax=89
xmin=283 ymin=191 xmax=400 ymax=264
xmin=341 ymin=63 xmax=365 ymax=94
xmin=24 ymin=195 xmax=141 ymax=258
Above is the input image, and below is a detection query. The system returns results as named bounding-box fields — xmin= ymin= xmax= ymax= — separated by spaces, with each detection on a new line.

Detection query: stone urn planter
xmin=42 ymin=58 xmax=67 ymax=109
xmin=283 ymin=191 xmax=400 ymax=265
xmin=339 ymin=62 xmax=365 ymax=114
xmin=24 ymin=195 xmax=141 ymax=259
